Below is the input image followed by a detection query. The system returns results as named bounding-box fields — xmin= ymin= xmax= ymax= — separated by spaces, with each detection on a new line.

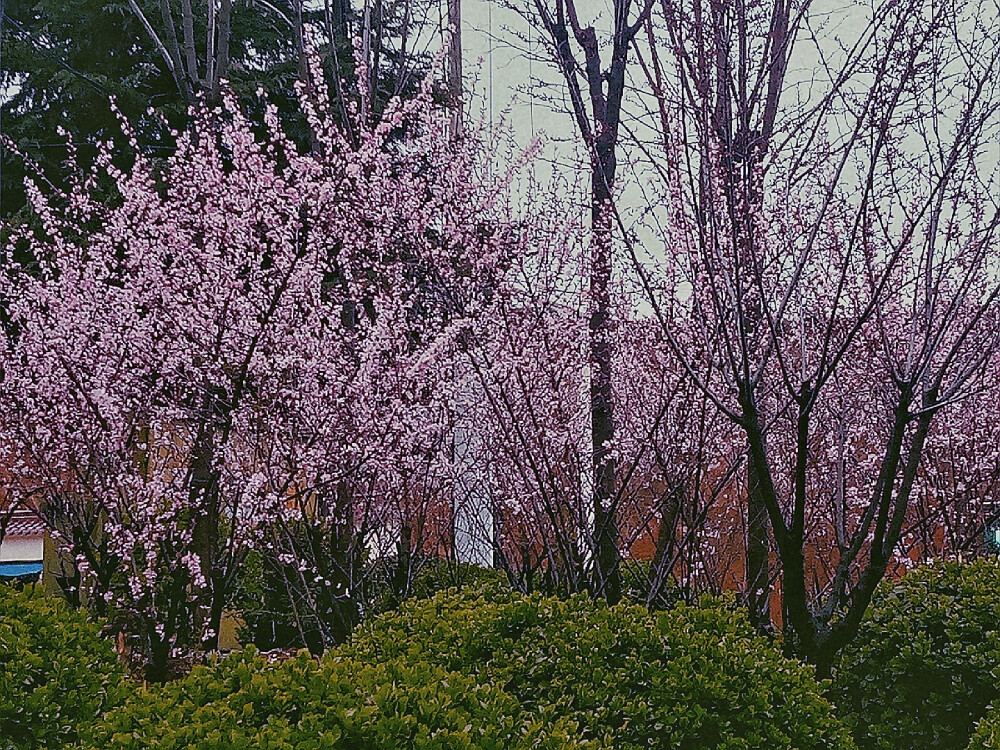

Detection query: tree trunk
xmin=146 ymin=633 xmax=171 ymax=683
xmin=590 ymin=139 xmax=621 ymax=605
xmin=746 ymin=457 xmax=771 ymax=632
xmin=447 ymin=0 xmax=463 ymax=137
xmin=324 ymin=481 xmax=358 ymax=645
xmin=190 ymin=385 xmax=225 ymax=651
xmin=392 ymin=521 xmax=412 ymax=604
xmin=532 ymin=0 xmax=651 ymax=605
xmin=649 ymin=480 xmax=681 ymax=608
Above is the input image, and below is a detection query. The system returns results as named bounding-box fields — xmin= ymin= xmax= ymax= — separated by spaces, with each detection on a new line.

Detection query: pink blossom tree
xmin=628 ymin=0 xmax=1000 ymax=672
xmin=447 ymin=167 xmax=742 ymax=604
xmin=0 ymin=53 xmax=522 ymax=677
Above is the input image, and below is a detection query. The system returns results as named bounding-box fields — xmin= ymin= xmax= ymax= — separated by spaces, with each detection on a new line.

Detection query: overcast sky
xmin=462 ymin=2 xmax=583 ymax=157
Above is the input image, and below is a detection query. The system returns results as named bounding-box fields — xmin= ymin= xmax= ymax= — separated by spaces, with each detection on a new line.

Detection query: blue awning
xmin=0 ymin=562 xmax=43 ymax=578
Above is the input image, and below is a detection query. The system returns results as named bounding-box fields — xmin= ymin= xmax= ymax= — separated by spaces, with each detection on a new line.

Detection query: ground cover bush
xmin=345 ymin=588 xmax=856 ymax=749
xmin=969 ymin=705 xmax=1000 ymax=749
xmin=0 ymin=584 xmax=126 ymax=750
xmin=0 ymin=580 xmax=864 ymax=749
xmin=833 ymin=558 xmax=1000 ymax=750
xmin=81 ymin=646 xmax=587 ymax=749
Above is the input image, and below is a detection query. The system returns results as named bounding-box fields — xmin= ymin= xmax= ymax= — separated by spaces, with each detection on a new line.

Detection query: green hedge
xmin=82 ymin=646 xmax=587 ymax=749
xmin=0 ymin=580 xmax=859 ymax=749
xmin=81 ymin=588 xmax=853 ymax=749
xmin=970 ymin=705 xmax=1000 ymax=749
xmin=0 ymin=584 xmax=126 ymax=750
xmin=833 ymin=558 xmax=1000 ymax=750
xmin=345 ymin=589 xmax=856 ymax=749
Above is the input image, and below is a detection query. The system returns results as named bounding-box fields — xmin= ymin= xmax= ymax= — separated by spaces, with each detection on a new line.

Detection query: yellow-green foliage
xmin=82 ymin=646 xmax=588 ymax=749
xmin=0 ymin=585 xmax=126 ymax=750
xmin=969 ymin=705 xmax=1000 ymax=749
xmin=23 ymin=583 xmax=855 ymax=749
xmin=345 ymin=589 xmax=856 ymax=749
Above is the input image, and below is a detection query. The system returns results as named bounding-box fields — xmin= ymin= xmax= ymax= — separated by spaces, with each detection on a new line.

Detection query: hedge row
xmin=0 ymin=585 xmax=125 ymax=750
xmin=344 ymin=588 xmax=854 ymax=749
xmin=82 ymin=647 xmax=584 ymax=750
xmin=78 ymin=587 xmax=853 ymax=749
xmin=7 ymin=556 xmax=1000 ymax=750
xmin=832 ymin=558 xmax=1000 ymax=750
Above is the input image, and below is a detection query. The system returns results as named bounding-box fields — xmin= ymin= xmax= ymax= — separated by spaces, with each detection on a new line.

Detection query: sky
xmin=456 ymin=0 xmax=999 ymax=225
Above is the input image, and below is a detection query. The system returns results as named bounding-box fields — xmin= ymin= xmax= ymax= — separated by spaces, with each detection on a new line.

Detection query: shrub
xmin=82 ymin=646 xmax=588 ymax=749
xmin=832 ymin=558 xmax=1000 ymax=750
xmin=0 ymin=584 xmax=126 ymax=750
xmin=365 ymin=558 xmax=511 ymax=617
xmin=970 ymin=705 xmax=1000 ymax=749
xmin=79 ymin=585 xmax=856 ymax=749
xmin=346 ymin=588 xmax=856 ymax=749
xmin=406 ymin=560 xmax=510 ymax=601
xmin=235 ymin=553 xmax=509 ymax=652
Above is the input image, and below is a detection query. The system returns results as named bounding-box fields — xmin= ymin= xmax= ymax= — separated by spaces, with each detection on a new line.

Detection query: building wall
xmin=0 ymin=535 xmax=44 ymax=562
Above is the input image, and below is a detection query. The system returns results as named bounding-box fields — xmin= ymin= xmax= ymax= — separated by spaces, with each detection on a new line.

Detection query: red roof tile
xmin=4 ymin=510 xmax=46 ymax=537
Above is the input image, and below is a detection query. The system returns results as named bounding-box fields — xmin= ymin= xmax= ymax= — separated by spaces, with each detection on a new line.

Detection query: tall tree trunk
xmin=746 ymin=451 xmax=771 ymax=631
xmin=189 ymin=385 xmax=224 ymax=651
xmin=590 ymin=145 xmax=621 ymax=604
xmin=533 ymin=0 xmax=653 ymax=603
xmin=447 ymin=0 xmax=463 ymax=137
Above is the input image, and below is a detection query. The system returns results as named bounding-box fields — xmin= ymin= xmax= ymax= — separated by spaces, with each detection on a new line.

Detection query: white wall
xmin=0 ymin=535 xmax=44 ymax=562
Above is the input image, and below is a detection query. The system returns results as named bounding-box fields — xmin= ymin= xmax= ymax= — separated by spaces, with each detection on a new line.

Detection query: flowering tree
xmin=629 ymin=0 xmax=1000 ymax=672
xmin=512 ymin=0 xmax=656 ymax=603
xmin=0 ymin=51 xmax=521 ymax=677
xmin=449 ymin=172 xmax=593 ymax=592
xmin=4 ymin=2 xmax=998 ymax=684
xmin=446 ymin=167 xmax=742 ymax=606
xmin=515 ymin=0 xmax=743 ymax=610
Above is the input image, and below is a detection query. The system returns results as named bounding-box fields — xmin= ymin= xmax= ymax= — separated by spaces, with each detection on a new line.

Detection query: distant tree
xmin=0 ymin=0 xmax=440 ymax=218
